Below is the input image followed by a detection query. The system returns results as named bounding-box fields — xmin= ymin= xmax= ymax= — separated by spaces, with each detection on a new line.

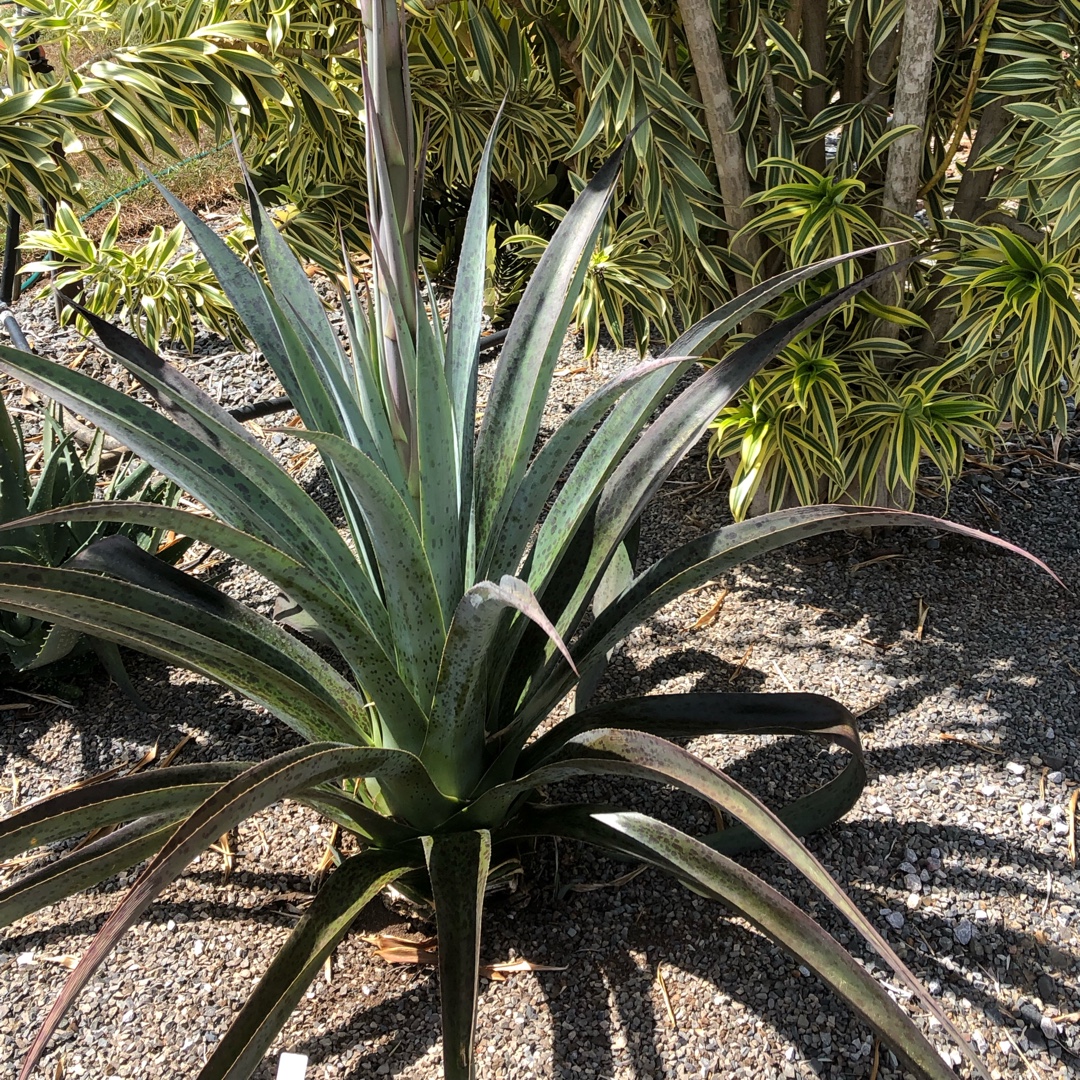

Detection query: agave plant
xmin=0 ymin=5 xmax=1053 ymax=1079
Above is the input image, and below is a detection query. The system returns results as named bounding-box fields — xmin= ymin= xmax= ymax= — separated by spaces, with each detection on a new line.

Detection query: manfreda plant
xmin=0 ymin=4 xmax=1054 ymax=1078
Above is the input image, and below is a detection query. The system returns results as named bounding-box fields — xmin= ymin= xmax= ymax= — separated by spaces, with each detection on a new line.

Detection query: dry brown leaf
xmin=40 ymin=954 xmax=81 ymax=970
xmin=313 ymin=825 xmax=341 ymax=876
xmin=937 ymin=732 xmax=1002 ymax=754
xmin=850 ymin=553 xmax=907 ymax=572
xmin=656 ymin=962 xmax=676 ymax=1028
xmin=915 ymin=598 xmax=930 ymax=641
xmin=7 ymin=689 xmax=75 ymax=710
xmin=728 ymin=644 xmax=753 ymax=684
xmin=127 ymin=741 xmax=160 ymax=775
xmin=554 ymin=365 xmax=589 ymax=377
xmin=210 ymin=831 xmax=235 ymax=882
xmin=482 ymin=958 xmax=568 ymax=981
xmin=868 ymin=1037 xmax=881 ymax=1080
xmin=52 ymin=1057 xmax=65 ymax=1080
xmin=362 ymin=933 xmax=439 ymax=966
xmin=1 ymin=850 xmax=49 ymax=874
xmin=1068 ymin=790 xmax=1078 ymax=865
xmin=688 ymin=588 xmax=729 ymax=631
xmin=158 ymin=733 xmax=193 ymax=769
xmin=564 ymin=865 xmax=646 ymax=893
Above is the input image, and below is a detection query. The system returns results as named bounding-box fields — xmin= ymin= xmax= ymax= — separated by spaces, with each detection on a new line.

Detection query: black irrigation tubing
xmin=0 ymin=302 xmax=31 ymax=352
xmin=0 ymin=305 xmax=510 ymax=422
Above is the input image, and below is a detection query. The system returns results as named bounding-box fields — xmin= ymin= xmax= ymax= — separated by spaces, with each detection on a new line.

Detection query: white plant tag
xmin=276 ymin=1052 xmax=309 ymax=1079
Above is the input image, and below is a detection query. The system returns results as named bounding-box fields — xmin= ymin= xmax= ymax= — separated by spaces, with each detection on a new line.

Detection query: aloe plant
xmin=0 ymin=5 xmax=1054 ymax=1079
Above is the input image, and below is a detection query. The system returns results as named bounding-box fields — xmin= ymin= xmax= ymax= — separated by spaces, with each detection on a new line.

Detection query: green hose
xmin=19 ymin=139 xmax=232 ymax=292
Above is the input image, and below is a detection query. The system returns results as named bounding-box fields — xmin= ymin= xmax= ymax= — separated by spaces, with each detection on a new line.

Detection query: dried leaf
xmin=851 ymin=553 xmax=907 ymax=572
xmin=40 ymin=954 xmax=81 ymax=970
xmin=564 ymin=865 xmax=646 ymax=893
xmin=7 ymin=690 xmax=74 ymax=710
xmin=158 ymin=733 xmax=193 ymax=769
xmin=656 ymin=962 xmax=676 ymax=1028
xmin=362 ymin=933 xmax=439 ymax=966
xmin=482 ymin=958 xmax=568 ymax=981
xmin=915 ymin=598 xmax=930 ymax=641
xmin=1068 ymin=790 xmax=1078 ymax=865
xmin=728 ymin=644 xmax=753 ymax=684
xmin=938 ymin=733 xmax=1002 ymax=755
xmin=688 ymin=588 xmax=729 ymax=631
xmin=210 ymin=830 xmax=235 ymax=882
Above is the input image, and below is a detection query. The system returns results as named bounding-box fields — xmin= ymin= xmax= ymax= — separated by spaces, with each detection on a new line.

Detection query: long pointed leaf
xmin=424 ymin=830 xmax=491 ymax=1080
xmin=0 ymin=814 xmax=180 ymax=928
xmin=64 ymin=301 xmax=271 ymax=460
xmin=413 ymin=300 xmax=463 ymax=619
xmin=0 ymin=763 xmax=247 ymax=860
xmin=497 ymin=728 xmax=987 ymax=1080
xmin=423 ymin=576 xmax=573 ymax=798
xmin=473 ymin=143 xmax=627 ymax=558
xmin=0 ymin=345 xmax=389 ymax=642
xmin=522 ymin=505 xmax=1059 ymax=742
xmin=541 ymin=264 xmax=919 ymax=650
xmin=514 ymin=806 xmax=966 ymax=1080
xmin=0 ymin=562 xmax=366 ymax=744
xmin=293 ymin=429 xmax=445 ymax=711
xmin=18 ymin=742 xmax=449 ymax=1080
xmin=198 ymin=848 xmax=420 ymax=1080
xmin=484 ymin=355 xmax=684 ymax=578
xmin=447 ymin=105 xmax=504 ymax=582
xmin=0 ymin=502 xmax=426 ymax=741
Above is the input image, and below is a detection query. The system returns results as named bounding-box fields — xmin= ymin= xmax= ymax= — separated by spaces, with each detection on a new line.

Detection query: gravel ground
xmin=1 ymin=292 xmax=1078 ymax=1080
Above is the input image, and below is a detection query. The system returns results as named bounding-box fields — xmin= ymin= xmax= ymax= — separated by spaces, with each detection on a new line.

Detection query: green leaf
xmin=0 ymin=345 xmax=382 ymax=638
xmin=293 ymin=429 xmax=445 ymax=712
xmin=0 ymin=502 xmax=424 ymax=740
xmin=485 ymin=355 xmax=683 ymax=577
xmin=473 ymin=143 xmax=626 ymax=560
xmin=18 ymin=742 xmax=449 ymax=1080
xmin=762 ymin=16 xmax=813 ymax=83
xmin=198 ymin=849 xmax=420 ymax=1080
xmin=575 ymin=506 xmax=1058 ymax=684
xmin=538 ymin=262 xmax=911 ymax=658
xmin=0 ymin=763 xmax=247 ymax=861
xmin=0 ymin=554 xmax=367 ymax=745
xmin=527 ymin=808 xmax=967 ymax=1080
xmin=0 ymin=814 xmax=180 ymax=929
xmin=446 ymin=107 xmax=503 ymax=581
xmin=424 ymin=830 xmax=491 ymax=1080
xmin=424 ymin=576 xmax=574 ymax=797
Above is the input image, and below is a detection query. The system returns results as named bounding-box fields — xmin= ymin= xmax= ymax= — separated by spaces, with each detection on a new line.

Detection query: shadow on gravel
xmin=0 ymin=651 xmax=305 ymax=784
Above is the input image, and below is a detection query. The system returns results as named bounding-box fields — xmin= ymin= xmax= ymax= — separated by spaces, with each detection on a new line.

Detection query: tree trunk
xmin=677 ymin=0 xmax=762 ymax=295
xmin=917 ymin=95 xmax=1011 ymax=354
xmin=872 ymin=0 xmax=939 ymax=335
xmin=801 ymin=0 xmax=829 ymax=171
xmin=952 ymin=95 xmax=1009 ymax=224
